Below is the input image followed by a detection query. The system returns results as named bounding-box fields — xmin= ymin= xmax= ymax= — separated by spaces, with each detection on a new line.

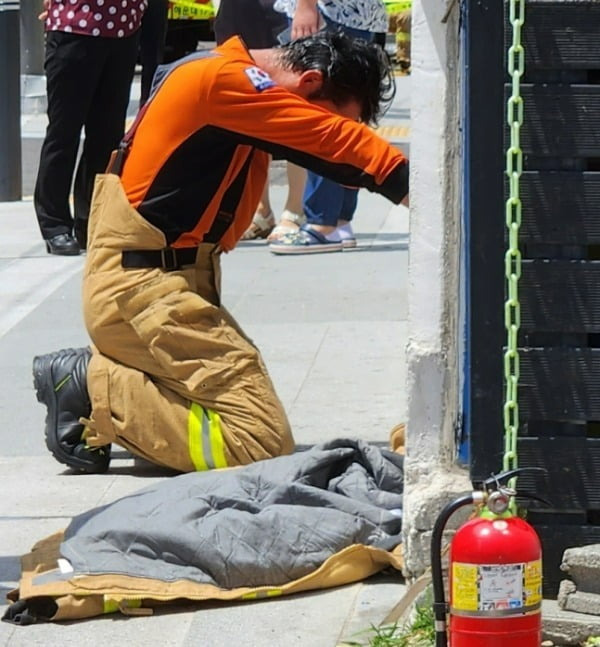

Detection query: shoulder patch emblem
xmin=244 ymin=66 xmax=276 ymax=92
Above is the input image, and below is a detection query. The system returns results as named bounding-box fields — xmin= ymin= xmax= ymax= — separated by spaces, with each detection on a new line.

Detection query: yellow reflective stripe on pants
xmin=188 ymin=403 xmax=228 ymax=470
xmin=241 ymin=589 xmax=282 ymax=600
xmin=103 ymin=597 xmax=142 ymax=614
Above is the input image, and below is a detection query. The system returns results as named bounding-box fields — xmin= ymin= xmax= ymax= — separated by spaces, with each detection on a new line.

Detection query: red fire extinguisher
xmin=430 ymin=468 xmax=547 ymax=647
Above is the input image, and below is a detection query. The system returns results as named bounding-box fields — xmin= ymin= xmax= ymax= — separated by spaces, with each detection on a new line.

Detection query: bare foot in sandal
xmin=266 ymin=210 xmax=306 ymax=241
xmin=241 ymin=211 xmax=275 ymax=240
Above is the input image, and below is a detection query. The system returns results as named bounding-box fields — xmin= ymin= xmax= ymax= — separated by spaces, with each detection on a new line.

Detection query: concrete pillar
xmin=402 ymin=0 xmax=469 ymax=578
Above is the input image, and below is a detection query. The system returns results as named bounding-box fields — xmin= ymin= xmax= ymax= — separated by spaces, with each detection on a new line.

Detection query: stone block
xmin=543 ymin=599 xmax=600 ymax=646
xmin=558 ymin=580 xmax=577 ymax=609
xmin=558 ymin=579 xmax=600 ymax=617
xmin=561 ymin=544 xmax=600 ymax=594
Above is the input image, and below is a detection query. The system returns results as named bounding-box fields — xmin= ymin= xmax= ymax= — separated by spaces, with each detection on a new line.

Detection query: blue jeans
xmin=303 ymin=17 xmax=374 ymax=227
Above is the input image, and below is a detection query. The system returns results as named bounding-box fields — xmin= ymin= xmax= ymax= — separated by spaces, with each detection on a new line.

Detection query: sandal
xmin=269 ymin=225 xmax=343 ymax=255
xmin=266 ymin=209 xmax=306 ymax=241
xmin=241 ymin=212 xmax=275 ymax=240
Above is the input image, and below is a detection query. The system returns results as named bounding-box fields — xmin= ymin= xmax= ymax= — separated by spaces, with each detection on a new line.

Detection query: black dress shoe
xmin=33 ymin=347 xmax=111 ymax=474
xmin=45 ymin=233 xmax=81 ymax=256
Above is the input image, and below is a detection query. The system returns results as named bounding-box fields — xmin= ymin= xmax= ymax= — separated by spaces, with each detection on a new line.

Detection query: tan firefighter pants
xmin=81 ymin=173 xmax=294 ymax=472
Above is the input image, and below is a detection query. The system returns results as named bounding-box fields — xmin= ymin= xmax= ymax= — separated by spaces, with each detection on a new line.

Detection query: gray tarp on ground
xmin=59 ymin=439 xmax=404 ymax=588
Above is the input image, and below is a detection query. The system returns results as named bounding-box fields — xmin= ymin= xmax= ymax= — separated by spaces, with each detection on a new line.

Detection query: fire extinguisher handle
xmin=480 ymin=466 xmax=547 ymax=491
xmin=515 ymin=490 xmax=553 ymax=507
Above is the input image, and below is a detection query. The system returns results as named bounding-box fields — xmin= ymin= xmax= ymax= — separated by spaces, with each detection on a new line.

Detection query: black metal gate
xmin=466 ymin=0 xmax=600 ymax=596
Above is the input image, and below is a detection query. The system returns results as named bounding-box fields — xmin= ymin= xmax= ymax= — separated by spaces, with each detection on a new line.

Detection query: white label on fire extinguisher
xmin=452 ymin=559 xmax=542 ymax=615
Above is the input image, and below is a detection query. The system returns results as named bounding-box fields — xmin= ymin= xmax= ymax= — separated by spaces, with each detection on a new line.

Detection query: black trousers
xmin=214 ymin=0 xmax=287 ymax=48
xmin=34 ymin=31 xmax=139 ymax=243
xmin=139 ymin=0 xmax=168 ymax=106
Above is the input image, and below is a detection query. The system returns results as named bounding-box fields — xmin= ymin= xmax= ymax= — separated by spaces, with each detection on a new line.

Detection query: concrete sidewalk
xmin=0 ymin=77 xmax=412 ymax=646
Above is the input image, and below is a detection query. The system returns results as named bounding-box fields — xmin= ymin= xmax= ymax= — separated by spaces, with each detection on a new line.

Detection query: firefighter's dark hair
xmin=278 ymin=31 xmax=395 ymax=125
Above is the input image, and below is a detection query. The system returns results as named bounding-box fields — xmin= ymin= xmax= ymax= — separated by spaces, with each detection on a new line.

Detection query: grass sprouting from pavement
xmin=343 ymin=602 xmax=435 ymax=647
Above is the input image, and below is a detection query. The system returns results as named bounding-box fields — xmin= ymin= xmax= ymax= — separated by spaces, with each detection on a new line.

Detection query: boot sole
xmin=33 ymin=353 xmax=109 ymax=474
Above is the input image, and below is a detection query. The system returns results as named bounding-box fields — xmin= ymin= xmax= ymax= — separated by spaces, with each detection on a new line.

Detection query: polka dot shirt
xmin=45 ymin=0 xmax=148 ymax=38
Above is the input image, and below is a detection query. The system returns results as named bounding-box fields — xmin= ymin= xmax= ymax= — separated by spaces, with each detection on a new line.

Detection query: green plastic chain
xmin=503 ymin=0 xmax=525 ymax=489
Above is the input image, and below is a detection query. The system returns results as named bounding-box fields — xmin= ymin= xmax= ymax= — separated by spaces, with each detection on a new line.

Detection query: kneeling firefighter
xmin=33 ymin=32 xmax=409 ymax=474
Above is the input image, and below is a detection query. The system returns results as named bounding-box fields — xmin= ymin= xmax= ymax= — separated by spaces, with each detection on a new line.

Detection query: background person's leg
xmin=283 ymin=162 xmax=307 ymax=216
xmin=73 ymin=33 xmax=140 ymax=249
xmin=240 ymin=158 xmax=275 ymax=240
xmin=339 ymin=187 xmax=358 ymax=224
xmin=34 ymin=33 xmax=103 ymax=244
xmin=303 ymin=171 xmax=343 ymax=231
xmin=337 ymin=187 xmax=359 ymax=248
xmin=139 ymin=0 xmax=168 ymax=106
xmin=214 ymin=0 xmax=286 ymax=48
xmin=266 ymin=162 xmax=308 ymax=240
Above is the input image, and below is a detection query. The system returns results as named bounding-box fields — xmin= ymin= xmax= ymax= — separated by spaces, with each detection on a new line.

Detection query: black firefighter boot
xmin=32 ymin=347 xmax=110 ymax=474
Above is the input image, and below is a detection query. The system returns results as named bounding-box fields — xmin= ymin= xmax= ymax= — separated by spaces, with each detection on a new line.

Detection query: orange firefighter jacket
xmin=120 ymin=36 xmax=409 ymax=251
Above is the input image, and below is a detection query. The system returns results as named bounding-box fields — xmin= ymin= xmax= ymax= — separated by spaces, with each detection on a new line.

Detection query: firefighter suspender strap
xmin=106 ymin=50 xmax=215 ymax=176
xmin=105 ymin=92 xmax=153 ymax=176
xmin=203 ymin=151 xmax=255 ymax=243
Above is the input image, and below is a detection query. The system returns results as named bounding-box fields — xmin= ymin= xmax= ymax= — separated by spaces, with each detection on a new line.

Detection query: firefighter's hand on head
xmin=38 ymin=0 xmax=50 ymax=21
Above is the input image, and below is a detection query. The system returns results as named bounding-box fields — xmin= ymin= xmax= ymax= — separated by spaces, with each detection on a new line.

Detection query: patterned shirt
xmin=273 ymin=0 xmax=388 ymax=34
xmin=45 ymin=0 xmax=147 ymax=38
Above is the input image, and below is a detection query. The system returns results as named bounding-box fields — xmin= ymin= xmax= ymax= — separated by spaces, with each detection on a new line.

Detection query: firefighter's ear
xmin=296 ymin=69 xmax=324 ymax=97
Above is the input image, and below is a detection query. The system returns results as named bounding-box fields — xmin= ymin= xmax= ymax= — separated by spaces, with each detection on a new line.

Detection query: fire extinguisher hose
xmin=430 ymin=494 xmax=476 ymax=647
